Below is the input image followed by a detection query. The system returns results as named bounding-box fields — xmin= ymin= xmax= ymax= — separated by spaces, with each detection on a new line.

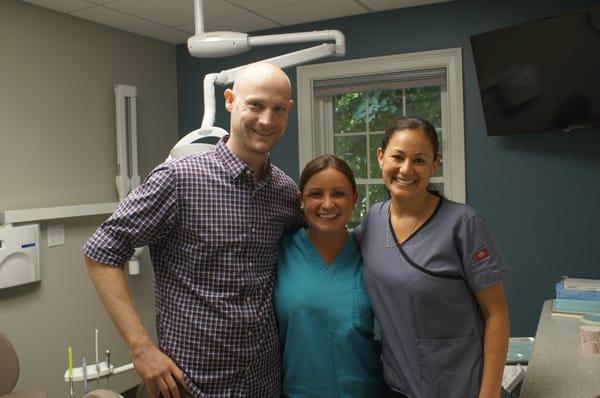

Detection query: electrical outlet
xmin=47 ymin=224 xmax=65 ymax=247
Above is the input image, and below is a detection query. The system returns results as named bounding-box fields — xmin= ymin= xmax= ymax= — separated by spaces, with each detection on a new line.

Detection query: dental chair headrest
xmin=0 ymin=331 xmax=19 ymax=396
xmin=83 ymin=390 xmax=123 ymax=398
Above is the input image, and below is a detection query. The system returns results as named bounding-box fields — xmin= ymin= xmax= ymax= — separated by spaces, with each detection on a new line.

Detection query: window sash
xmin=313 ymin=67 xmax=446 ymax=97
xmin=297 ymin=48 xmax=465 ymax=203
xmin=323 ymin=85 xmax=447 ymax=190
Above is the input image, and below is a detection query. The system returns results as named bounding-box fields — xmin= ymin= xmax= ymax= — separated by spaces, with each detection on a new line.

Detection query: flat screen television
xmin=470 ymin=5 xmax=600 ymax=136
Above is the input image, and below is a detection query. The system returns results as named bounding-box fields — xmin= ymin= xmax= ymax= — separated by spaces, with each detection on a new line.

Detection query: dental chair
xmin=0 ymin=331 xmax=47 ymax=398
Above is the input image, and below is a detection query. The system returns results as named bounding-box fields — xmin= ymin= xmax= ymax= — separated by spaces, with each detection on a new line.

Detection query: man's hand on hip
xmin=132 ymin=343 xmax=187 ymax=398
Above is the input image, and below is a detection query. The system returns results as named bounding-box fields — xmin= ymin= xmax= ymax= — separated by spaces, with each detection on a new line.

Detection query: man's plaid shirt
xmin=83 ymin=137 xmax=300 ymax=397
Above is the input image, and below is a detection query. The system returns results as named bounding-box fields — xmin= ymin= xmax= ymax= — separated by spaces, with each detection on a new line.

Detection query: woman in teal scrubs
xmin=273 ymin=155 xmax=385 ymax=398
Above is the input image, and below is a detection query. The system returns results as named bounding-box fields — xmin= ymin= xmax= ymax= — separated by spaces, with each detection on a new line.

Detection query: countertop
xmin=519 ymin=300 xmax=600 ymax=398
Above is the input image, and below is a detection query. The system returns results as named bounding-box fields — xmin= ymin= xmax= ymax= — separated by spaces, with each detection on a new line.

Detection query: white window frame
xmin=296 ymin=48 xmax=466 ymax=203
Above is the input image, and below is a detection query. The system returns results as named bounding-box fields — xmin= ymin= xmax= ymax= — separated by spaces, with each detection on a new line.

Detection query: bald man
xmin=83 ymin=63 xmax=300 ymax=398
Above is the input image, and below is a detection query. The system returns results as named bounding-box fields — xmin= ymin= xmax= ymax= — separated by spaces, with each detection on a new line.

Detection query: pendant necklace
xmin=385 ymin=199 xmax=429 ymax=248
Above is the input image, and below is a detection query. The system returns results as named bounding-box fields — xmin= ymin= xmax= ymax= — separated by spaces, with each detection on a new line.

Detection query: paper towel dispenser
xmin=0 ymin=224 xmax=41 ymax=289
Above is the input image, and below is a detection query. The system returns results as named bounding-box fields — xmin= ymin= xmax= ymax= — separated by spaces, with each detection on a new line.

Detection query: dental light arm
xmin=188 ymin=0 xmax=344 ymax=59
xmin=169 ymin=0 xmax=346 ymax=159
xmin=199 ymin=42 xmax=342 ymax=129
xmin=188 ymin=29 xmax=345 ymax=59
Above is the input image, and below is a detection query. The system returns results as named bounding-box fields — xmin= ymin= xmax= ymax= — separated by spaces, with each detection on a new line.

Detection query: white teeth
xmin=318 ymin=213 xmax=338 ymax=219
xmin=395 ymin=178 xmax=416 ymax=186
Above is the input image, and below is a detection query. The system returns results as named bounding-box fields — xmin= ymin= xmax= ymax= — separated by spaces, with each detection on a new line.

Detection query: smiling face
xmin=299 ymin=167 xmax=357 ymax=236
xmin=377 ymin=128 xmax=440 ymax=201
xmin=224 ymin=63 xmax=294 ymax=168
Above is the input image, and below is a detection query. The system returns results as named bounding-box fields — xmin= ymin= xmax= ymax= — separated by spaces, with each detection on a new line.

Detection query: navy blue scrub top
xmin=354 ymin=197 xmax=508 ymax=398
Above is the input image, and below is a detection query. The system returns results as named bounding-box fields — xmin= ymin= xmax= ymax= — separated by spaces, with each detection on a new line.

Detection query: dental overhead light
xmin=169 ymin=0 xmax=346 ymax=159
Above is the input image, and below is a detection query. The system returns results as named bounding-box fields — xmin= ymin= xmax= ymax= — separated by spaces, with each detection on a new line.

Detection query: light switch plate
xmin=47 ymin=224 xmax=65 ymax=247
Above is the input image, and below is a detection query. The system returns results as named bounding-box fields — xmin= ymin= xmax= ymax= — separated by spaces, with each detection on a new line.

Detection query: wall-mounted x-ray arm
xmin=169 ymin=0 xmax=345 ymax=159
xmin=114 ymin=84 xmax=144 ymax=275
xmin=114 ymin=85 xmax=139 ymax=199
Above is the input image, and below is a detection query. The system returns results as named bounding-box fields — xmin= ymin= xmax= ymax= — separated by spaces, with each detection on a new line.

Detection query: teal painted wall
xmin=177 ymin=0 xmax=600 ymax=336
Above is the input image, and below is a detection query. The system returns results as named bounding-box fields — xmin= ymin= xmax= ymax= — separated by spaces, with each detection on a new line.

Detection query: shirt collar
xmin=215 ymin=135 xmax=273 ymax=181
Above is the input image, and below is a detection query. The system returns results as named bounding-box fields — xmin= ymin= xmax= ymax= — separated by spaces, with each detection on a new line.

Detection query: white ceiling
xmin=21 ymin=0 xmax=451 ymax=44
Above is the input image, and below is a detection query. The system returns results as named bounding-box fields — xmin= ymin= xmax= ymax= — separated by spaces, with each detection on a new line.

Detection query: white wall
xmin=0 ymin=1 xmax=178 ymax=397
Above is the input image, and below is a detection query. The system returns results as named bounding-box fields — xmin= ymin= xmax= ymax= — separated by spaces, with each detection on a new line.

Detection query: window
xmin=297 ymin=48 xmax=465 ymax=227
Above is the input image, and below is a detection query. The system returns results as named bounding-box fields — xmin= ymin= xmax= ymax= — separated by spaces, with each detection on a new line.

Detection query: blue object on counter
xmin=582 ymin=314 xmax=600 ymax=325
xmin=555 ymin=282 xmax=600 ymax=301
xmin=507 ymin=337 xmax=534 ymax=364
xmin=553 ymin=299 xmax=600 ymax=315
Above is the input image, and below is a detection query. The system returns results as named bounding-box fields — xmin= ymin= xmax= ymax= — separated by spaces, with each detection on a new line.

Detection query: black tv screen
xmin=470 ymin=5 xmax=600 ymax=136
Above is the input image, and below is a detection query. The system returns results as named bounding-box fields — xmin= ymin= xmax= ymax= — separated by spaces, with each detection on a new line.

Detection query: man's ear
xmin=224 ymin=89 xmax=234 ymax=112
xmin=288 ymin=99 xmax=295 ymax=110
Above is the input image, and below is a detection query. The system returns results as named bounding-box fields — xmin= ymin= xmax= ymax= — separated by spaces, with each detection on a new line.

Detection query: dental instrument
xmin=63 ymin=332 xmax=132 ymax=385
xmin=105 ymin=350 xmax=111 ymax=388
xmin=95 ymin=329 xmax=99 ymax=385
xmin=63 ymin=355 xmax=133 ymax=384
xmin=68 ymin=346 xmax=75 ymax=398
xmin=82 ymin=357 xmax=88 ymax=394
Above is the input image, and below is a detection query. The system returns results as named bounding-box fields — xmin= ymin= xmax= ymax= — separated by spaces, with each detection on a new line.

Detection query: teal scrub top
xmin=273 ymin=228 xmax=384 ymax=398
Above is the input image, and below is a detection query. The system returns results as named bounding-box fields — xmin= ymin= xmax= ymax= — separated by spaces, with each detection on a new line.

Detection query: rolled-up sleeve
xmin=82 ymin=164 xmax=177 ymax=267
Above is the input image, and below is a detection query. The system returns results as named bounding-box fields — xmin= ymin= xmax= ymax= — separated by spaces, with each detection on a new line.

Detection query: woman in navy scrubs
xmin=273 ymin=155 xmax=385 ymax=397
xmin=355 ymin=117 xmax=509 ymax=398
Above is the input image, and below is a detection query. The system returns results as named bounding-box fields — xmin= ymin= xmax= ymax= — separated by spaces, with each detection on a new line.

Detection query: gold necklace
xmin=385 ymin=200 xmax=429 ymax=248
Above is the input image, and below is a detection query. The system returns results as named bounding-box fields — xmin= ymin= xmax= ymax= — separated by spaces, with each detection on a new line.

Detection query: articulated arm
xmin=169 ymin=0 xmax=346 ymax=159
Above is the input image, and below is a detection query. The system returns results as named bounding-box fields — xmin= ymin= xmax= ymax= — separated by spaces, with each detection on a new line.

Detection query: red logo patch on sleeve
xmin=472 ymin=246 xmax=491 ymax=263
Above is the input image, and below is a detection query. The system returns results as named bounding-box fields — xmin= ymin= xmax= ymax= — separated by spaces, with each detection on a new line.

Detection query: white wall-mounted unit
xmin=0 ymin=224 xmax=41 ymax=290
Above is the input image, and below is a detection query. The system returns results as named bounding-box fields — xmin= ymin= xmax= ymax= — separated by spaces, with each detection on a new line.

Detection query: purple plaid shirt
xmin=82 ymin=137 xmax=300 ymax=397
